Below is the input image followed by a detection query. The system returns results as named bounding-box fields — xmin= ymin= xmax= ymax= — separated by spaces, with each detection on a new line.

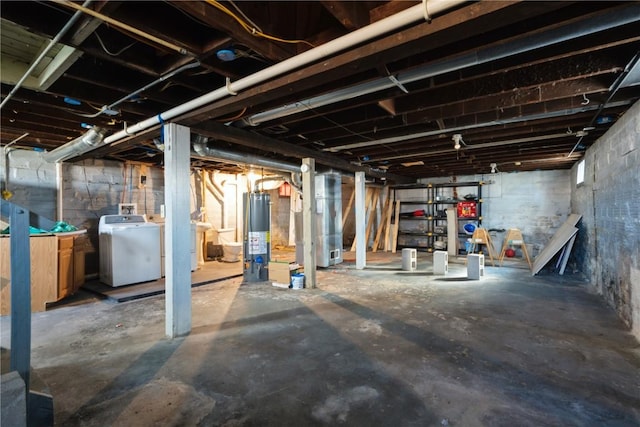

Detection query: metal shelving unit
xmin=392 ymin=182 xmax=484 ymax=252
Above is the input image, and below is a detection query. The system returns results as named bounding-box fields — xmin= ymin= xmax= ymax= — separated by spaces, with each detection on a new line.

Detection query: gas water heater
xmin=243 ymin=192 xmax=271 ymax=282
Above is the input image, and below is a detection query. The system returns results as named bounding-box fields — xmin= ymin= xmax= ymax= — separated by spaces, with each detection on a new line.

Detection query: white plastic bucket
xmin=291 ymin=273 xmax=305 ymax=289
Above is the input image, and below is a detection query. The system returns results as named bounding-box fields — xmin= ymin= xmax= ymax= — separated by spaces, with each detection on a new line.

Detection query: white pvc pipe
xmin=103 ymin=0 xmax=465 ymax=145
xmin=56 ymin=162 xmax=64 ymax=221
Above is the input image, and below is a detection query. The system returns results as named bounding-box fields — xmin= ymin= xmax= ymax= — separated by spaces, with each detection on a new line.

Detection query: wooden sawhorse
xmin=499 ymin=228 xmax=532 ymax=270
xmin=469 ymin=228 xmax=496 ymax=266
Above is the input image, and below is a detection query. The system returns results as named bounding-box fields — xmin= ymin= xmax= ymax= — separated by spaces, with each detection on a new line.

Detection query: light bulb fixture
xmin=216 ymin=49 xmax=237 ymax=62
xmin=490 ymin=162 xmax=498 ymax=173
xmin=452 ymin=134 xmax=463 ymax=150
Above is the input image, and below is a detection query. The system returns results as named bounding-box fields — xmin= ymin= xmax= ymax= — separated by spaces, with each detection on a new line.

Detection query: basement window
xmin=576 ymin=159 xmax=585 ymax=185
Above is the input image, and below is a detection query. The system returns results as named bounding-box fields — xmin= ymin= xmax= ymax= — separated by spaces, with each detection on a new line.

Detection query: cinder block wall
xmin=571 ymin=100 xmax=640 ymax=340
xmin=1 ymin=149 xmax=57 ymax=220
xmin=65 ymin=159 xmax=164 ymax=273
xmin=1 ymin=150 xmax=164 ymax=274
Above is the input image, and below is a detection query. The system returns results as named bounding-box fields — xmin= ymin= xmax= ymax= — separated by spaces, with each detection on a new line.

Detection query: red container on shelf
xmin=457 ymin=201 xmax=477 ymax=218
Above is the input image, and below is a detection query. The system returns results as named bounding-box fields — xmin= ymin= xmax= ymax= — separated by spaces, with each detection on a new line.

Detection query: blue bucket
xmin=463 ymin=223 xmax=476 ymax=235
xmin=291 ymin=273 xmax=304 ymax=289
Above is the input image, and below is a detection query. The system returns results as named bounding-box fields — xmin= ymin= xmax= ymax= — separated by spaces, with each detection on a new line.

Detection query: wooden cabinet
xmin=0 ymin=231 xmax=86 ymax=315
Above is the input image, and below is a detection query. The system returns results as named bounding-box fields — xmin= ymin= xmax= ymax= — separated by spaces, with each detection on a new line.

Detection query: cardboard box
xmin=269 ymin=261 xmax=301 ymax=285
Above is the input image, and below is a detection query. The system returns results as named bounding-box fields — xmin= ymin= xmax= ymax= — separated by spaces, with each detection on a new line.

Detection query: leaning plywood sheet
xmin=532 ymin=213 xmax=582 ymax=275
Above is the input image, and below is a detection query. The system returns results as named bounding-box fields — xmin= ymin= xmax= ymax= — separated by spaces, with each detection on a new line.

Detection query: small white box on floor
xmin=433 ymin=250 xmax=448 ymax=275
xmin=467 ymin=253 xmax=485 ymax=280
xmin=402 ymin=248 xmax=417 ymax=271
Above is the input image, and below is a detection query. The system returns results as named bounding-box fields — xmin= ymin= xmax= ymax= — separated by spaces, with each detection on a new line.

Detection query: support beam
xmin=355 ymin=171 xmax=366 ymax=269
xmin=10 ymin=204 xmax=31 ymax=392
xmin=164 ymin=123 xmax=192 ymax=338
xmin=302 ymin=158 xmax=317 ymax=288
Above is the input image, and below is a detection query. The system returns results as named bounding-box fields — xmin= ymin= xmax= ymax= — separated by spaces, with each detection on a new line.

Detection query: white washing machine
xmin=99 ymin=215 xmax=161 ymax=287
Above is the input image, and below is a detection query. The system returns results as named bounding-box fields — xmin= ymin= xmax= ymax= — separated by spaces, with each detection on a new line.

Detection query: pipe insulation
xmin=97 ymin=0 xmax=465 ymax=146
xmin=192 ymin=140 xmax=301 ymax=174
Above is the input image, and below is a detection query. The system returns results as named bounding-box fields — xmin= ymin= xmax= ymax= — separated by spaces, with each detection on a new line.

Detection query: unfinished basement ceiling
xmin=1 ymin=1 xmax=639 ymax=182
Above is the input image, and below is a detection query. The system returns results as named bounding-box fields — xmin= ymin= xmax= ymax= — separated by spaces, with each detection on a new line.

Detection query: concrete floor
xmin=2 ymin=252 xmax=639 ymax=426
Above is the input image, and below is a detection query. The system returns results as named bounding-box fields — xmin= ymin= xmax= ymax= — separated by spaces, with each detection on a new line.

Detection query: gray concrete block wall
xmin=571 ymin=100 xmax=640 ymax=340
xmin=0 ymin=149 xmax=57 ymax=220
xmin=62 ymin=159 xmax=165 ymax=274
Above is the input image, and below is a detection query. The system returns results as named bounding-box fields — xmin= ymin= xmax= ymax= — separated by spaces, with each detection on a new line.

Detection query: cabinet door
xmin=73 ymin=236 xmax=85 ymax=290
xmin=58 ymin=237 xmax=74 ymax=299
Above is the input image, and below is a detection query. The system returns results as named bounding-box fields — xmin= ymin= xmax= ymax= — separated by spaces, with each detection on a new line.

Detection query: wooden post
xmin=364 ymin=188 xmax=380 ymax=250
xmin=351 ymin=187 xmax=373 ymax=252
xmin=391 ymin=200 xmax=401 ymax=253
xmin=383 ymin=194 xmax=395 ymax=252
xmin=342 ymin=188 xmax=355 ymax=229
xmin=373 ymin=186 xmax=390 ymax=252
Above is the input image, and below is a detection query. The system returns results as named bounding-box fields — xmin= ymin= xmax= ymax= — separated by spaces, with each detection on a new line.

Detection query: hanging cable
xmin=72 ymin=60 xmax=201 ymax=118
xmin=94 ymin=31 xmax=136 ymax=56
xmin=205 ymin=0 xmax=315 ymax=48
xmin=217 ymin=107 xmax=248 ymax=122
xmin=228 ymin=0 xmax=263 ymax=34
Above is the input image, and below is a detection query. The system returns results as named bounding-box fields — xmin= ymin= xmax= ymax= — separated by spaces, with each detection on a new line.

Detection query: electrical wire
xmin=128 ymin=163 xmax=133 ymax=204
xmin=82 ymin=162 xmax=99 ymax=217
xmin=121 ymin=163 xmax=127 ymax=204
xmin=52 ymin=0 xmax=192 ymax=55
xmin=227 ymin=0 xmax=263 ymax=34
xmin=300 ymin=102 xmax=402 ymax=156
xmin=204 ymin=0 xmax=315 ymax=48
xmin=217 ymin=107 xmax=247 ymax=122
xmin=94 ymin=31 xmax=136 ymax=56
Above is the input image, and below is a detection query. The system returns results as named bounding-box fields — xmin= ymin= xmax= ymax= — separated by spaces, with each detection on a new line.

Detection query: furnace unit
xmin=295 ymin=172 xmax=343 ymax=267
